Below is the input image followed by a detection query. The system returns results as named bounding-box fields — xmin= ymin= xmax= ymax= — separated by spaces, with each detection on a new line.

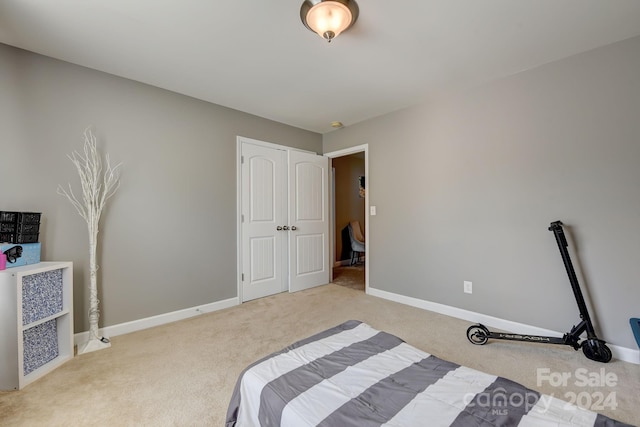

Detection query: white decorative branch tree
xmin=58 ymin=127 xmax=122 ymax=354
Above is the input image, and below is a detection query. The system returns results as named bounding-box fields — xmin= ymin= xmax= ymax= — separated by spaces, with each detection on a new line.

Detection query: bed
xmin=226 ymin=320 xmax=629 ymax=426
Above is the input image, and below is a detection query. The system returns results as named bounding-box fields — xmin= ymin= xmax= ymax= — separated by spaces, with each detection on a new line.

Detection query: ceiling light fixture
xmin=300 ymin=0 xmax=359 ymax=43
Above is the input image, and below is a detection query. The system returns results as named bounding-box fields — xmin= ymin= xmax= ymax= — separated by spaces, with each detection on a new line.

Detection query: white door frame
xmin=324 ymin=144 xmax=369 ymax=293
xmin=236 ymin=136 xmax=323 ymax=303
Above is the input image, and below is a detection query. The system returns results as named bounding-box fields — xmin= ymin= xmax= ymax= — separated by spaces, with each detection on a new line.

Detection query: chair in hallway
xmin=348 ymin=220 xmax=365 ymax=265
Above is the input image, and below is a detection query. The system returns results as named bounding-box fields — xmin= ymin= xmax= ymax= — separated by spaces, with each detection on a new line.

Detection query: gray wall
xmin=323 ymin=36 xmax=640 ymax=349
xmin=0 ymin=43 xmax=322 ymax=332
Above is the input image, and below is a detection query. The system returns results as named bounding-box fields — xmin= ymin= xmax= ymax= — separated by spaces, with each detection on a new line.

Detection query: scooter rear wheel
xmin=582 ymin=339 xmax=612 ymax=363
xmin=467 ymin=324 xmax=490 ymax=345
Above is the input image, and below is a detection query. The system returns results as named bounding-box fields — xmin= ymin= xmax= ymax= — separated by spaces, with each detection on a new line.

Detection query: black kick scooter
xmin=466 ymin=221 xmax=612 ymax=363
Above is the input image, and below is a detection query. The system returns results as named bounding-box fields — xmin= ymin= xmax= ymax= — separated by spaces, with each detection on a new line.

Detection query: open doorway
xmin=325 ymin=144 xmax=369 ymax=293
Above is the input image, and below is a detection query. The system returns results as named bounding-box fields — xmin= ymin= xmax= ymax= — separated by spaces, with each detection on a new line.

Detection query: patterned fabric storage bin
xmin=0 ymin=211 xmax=19 ymax=243
xmin=22 ymin=319 xmax=59 ymax=375
xmin=22 ymin=269 xmax=63 ymax=325
xmin=0 ymin=212 xmax=41 ymax=244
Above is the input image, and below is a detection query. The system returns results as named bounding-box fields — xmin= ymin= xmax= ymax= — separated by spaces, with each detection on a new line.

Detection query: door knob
xmin=283 ymin=226 xmax=290 ymax=231
xmin=277 ymin=226 xmax=283 ymax=231
xmin=291 ymin=226 xmax=297 ymax=231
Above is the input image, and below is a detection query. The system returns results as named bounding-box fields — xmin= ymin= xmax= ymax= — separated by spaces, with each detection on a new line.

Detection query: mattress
xmin=226 ymin=320 xmax=630 ymax=426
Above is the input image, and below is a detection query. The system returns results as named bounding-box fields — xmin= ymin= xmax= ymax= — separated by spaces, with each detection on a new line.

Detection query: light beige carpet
xmin=1 ymin=284 xmax=638 ymax=426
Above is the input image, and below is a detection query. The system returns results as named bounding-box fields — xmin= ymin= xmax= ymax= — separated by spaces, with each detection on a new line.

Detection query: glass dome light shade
xmin=301 ymin=0 xmax=359 ymax=42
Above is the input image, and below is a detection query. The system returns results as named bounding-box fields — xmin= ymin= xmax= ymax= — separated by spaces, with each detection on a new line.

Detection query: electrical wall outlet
xmin=464 ymin=281 xmax=473 ymax=294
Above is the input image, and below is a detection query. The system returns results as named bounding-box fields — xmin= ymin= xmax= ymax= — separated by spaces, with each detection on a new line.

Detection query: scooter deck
xmin=486 ymin=331 xmax=566 ymax=345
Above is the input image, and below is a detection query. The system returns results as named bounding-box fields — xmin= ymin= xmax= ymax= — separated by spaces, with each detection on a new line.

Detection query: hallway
xmin=331 ymin=263 xmax=365 ymax=291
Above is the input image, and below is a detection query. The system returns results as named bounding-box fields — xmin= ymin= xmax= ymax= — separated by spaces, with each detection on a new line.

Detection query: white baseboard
xmin=74 ymin=297 xmax=239 ymax=347
xmin=367 ymin=287 xmax=639 ymax=365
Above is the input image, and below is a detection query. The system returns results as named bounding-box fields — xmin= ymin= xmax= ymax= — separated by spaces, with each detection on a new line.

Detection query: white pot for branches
xmin=58 ymin=127 xmax=122 ymax=355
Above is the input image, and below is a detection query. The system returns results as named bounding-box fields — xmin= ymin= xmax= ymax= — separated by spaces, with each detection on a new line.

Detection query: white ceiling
xmin=1 ymin=1 xmax=640 ymax=134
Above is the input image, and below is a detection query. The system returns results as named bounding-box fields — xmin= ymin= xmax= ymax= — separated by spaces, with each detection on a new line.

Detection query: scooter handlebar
xmin=548 ymin=220 xmax=563 ymax=231
xmin=549 ymin=221 xmax=568 ymax=247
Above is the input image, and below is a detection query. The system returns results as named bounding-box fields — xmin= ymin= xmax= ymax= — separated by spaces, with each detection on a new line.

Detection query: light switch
xmin=370 ymin=206 xmax=377 ymax=216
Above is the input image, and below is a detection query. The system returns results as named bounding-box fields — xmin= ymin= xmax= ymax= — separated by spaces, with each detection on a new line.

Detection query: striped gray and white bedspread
xmin=226 ymin=320 xmax=629 ymax=427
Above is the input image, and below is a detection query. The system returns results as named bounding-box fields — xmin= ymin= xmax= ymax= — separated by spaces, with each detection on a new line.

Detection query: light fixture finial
xmin=300 ymin=0 xmax=359 ymax=43
xmin=323 ymin=31 xmax=336 ymax=43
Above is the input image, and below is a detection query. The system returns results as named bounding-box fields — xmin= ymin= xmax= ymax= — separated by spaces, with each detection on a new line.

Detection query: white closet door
xmin=241 ymin=143 xmax=287 ymax=301
xmin=288 ymin=150 xmax=330 ymax=292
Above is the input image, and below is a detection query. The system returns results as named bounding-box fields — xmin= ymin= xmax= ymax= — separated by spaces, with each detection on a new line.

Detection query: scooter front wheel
xmin=582 ymin=339 xmax=612 ymax=363
xmin=467 ymin=324 xmax=490 ymax=345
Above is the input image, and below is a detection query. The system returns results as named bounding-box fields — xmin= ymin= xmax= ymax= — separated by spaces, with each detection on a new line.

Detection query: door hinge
xmin=241 ymin=214 xmax=244 ymax=223
xmin=241 ymin=155 xmax=244 ymax=164
xmin=241 ymin=273 xmax=244 ymax=281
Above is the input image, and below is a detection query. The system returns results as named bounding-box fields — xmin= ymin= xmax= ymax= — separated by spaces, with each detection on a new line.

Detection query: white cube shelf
xmin=0 ymin=262 xmax=73 ymax=390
